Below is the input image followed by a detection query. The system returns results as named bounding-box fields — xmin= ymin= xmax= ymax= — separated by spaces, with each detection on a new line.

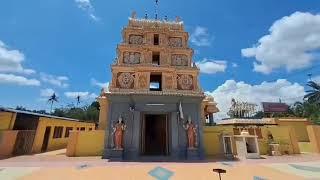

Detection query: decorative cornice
xmin=129 ymin=18 xmax=183 ymax=26
xmin=217 ymin=118 xmax=277 ymax=125
xmin=107 ymin=89 xmax=204 ymax=97
xmin=111 ymin=64 xmax=199 ymax=71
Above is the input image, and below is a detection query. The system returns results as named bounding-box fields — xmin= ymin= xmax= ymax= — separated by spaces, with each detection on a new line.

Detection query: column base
xmin=187 ymin=148 xmax=199 ymax=160
xmin=109 ymin=149 xmax=124 ymax=161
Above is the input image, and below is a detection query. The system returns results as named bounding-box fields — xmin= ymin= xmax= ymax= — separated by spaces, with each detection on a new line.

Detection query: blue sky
xmin=0 ymin=0 xmax=320 ymax=117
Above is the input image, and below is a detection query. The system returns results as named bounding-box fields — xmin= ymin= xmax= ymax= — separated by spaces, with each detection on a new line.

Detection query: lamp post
xmin=212 ymin=168 xmax=226 ymax=180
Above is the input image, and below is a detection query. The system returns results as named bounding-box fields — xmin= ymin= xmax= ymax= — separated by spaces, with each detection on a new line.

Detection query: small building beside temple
xmin=0 ymin=108 xmax=95 ymax=158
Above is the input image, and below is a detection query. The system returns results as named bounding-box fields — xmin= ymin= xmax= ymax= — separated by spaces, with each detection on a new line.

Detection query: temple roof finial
xmin=144 ymin=10 xmax=148 ymax=19
xmin=175 ymin=16 xmax=181 ymax=22
xmin=155 ymin=0 xmax=159 ymax=20
xmin=131 ymin=11 xmax=137 ymax=19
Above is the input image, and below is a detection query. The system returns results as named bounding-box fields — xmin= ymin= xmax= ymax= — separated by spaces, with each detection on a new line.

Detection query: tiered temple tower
xmin=99 ymin=13 xmax=218 ymax=160
xmin=110 ymin=14 xmax=201 ymax=96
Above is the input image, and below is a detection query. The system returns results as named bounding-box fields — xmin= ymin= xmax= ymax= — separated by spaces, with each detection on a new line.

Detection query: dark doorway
xmin=41 ymin=126 xmax=51 ymax=152
xmin=152 ymin=52 xmax=160 ymax=65
xmin=142 ymin=114 xmax=168 ymax=156
xmin=153 ymin=34 xmax=159 ymax=45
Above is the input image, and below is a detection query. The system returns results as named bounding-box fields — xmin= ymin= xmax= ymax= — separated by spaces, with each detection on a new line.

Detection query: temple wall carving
xmin=163 ymin=73 xmax=174 ymax=90
xmin=145 ymin=51 xmax=152 ymax=64
xmin=177 ymin=74 xmax=193 ymax=90
xmin=171 ymin=54 xmax=189 ymax=66
xmin=169 ymin=37 xmax=183 ymax=47
xmin=123 ymin=52 xmax=141 ymax=64
xmin=124 ymin=29 xmax=188 ymax=48
xmin=136 ymin=72 xmax=149 ymax=89
xmin=117 ymin=72 xmax=135 ymax=89
xmin=161 ymin=51 xmax=170 ymax=65
xmin=128 ymin=35 xmax=143 ymax=45
xmin=146 ymin=33 xmax=153 ymax=44
xmin=111 ymin=72 xmax=118 ymax=89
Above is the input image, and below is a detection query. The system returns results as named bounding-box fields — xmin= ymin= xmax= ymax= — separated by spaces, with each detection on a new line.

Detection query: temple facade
xmin=98 ymin=13 xmax=218 ymax=160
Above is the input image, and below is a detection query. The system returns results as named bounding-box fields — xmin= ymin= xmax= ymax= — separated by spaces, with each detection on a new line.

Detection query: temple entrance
xmin=141 ymin=114 xmax=169 ymax=156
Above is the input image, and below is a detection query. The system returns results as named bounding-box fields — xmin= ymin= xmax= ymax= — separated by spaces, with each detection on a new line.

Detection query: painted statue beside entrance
xmin=183 ymin=116 xmax=197 ymax=149
xmin=112 ymin=116 xmax=126 ymax=150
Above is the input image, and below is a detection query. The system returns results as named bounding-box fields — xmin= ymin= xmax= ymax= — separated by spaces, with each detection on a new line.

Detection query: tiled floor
xmin=0 ymin=151 xmax=320 ymax=180
xmin=264 ymin=161 xmax=320 ymax=179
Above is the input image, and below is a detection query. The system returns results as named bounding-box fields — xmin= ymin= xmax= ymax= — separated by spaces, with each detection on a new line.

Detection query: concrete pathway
xmin=0 ymin=153 xmax=320 ymax=179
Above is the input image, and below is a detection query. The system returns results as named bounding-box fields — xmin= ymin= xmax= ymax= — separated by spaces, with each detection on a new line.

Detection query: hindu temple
xmin=98 ymin=12 xmax=219 ymax=160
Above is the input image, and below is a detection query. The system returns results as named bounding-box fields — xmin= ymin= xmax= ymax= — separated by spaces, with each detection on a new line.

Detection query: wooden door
xmin=12 ymin=130 xmax=36 ymax=155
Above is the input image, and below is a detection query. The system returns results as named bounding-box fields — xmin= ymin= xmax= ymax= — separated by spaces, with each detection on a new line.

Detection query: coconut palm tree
xmin=304 ymin=81 xmax=320 ymax=104
xmin=48 ymin=93 xmax=58 ymax=113
xmin=76 ymin=95 xmax=81 ymax=107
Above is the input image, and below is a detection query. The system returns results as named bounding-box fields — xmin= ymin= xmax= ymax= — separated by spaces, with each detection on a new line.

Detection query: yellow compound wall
xmin=307 ymin=125 xmax=320 ymax=153
xmin=31 ymin=117 xmax=95 ymax=153
xmin=276 ymin=118 xmax=311 ymax=142
xmin=259 ymin=126 xmax=300 ymax=155
xmin=203 ymin=125 xmax=300 ymax=157
xmin=66 ymin=130 xmax=106 ymax=156
xmin=203 ymin=126 xmax=234 ymax=157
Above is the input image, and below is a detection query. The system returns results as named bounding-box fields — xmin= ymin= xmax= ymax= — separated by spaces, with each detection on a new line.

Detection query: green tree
xmin=304 ymin=81 xmax=320 ymax=104
xmin=51 ymin=101 xmax=100 ymax=123
xmin=48 ymin=93 xmax=59 ymax=113
xmin=290 ymin=101 xmax=320 ymax=124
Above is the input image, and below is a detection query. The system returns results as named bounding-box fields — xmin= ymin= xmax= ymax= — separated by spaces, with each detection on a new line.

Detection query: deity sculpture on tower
xmin=183 ymin=116 xmax=197 ymax=149
xmin=112 ymin=116 xmax=126 ymax=150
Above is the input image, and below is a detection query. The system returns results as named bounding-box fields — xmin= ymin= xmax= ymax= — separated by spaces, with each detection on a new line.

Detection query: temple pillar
xmin=208 ymin=113 xmax=214 ymax=124
xmin=98 ymin=96 xmax=109 ymax=130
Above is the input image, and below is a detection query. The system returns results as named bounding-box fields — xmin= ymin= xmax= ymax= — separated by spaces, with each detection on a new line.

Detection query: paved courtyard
xmin=0 ymin=150 xmax=320 ymax=180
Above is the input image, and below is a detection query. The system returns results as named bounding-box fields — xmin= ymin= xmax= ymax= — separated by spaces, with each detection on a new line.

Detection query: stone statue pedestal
xmin=109 ymin=149 xmax=124 ymax=161
xmin=187 ymin=148 xmax=199 ymax=160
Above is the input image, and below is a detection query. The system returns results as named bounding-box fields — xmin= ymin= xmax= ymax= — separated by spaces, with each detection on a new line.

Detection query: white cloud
xmin=232 ymin=63 xmax=238 ymax=68
xmin=0 ymin=40 xmax=35 ymax=74
xmin=91 ymin=78 xmax=109 ymax=89
xmin=206 ymin=79 xmax=305 ymax=120
xmin=38 ymin=88 xmax=58 ymax=102
xmin=242 ymin=12 xmax=320 ymax=74
xmin=40 ymin=72 xmax=69 ymax=88
xmin=190 ymin=26 xmax=212 ymax=47
xmin=313 ymin=75 xmax=320 ymax=84
xmin=40 ymin=88 xmax=55 ymax=97
xmin=0 ymin=40 xmax=41 ymax=87
xmin=64 ymin=91 xmax=97 ymax=100
xmin=0 ymin=73 xmax=40 ymax=86
xmin=196 ymin=59 xmax=227 ymax=74
xmin=75 ymin=0 xmax=99 ymax=21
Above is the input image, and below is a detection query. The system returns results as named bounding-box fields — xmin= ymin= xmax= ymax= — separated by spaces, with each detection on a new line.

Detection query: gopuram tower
xmin=98 ymin=12 xmax=219 ymax=160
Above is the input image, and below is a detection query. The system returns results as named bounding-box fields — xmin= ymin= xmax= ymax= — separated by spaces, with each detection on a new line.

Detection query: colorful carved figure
xmin=112 ymin=116 xmax=126 ymax=150
xmin=183 ymin=116 xmax=197 ymax=149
